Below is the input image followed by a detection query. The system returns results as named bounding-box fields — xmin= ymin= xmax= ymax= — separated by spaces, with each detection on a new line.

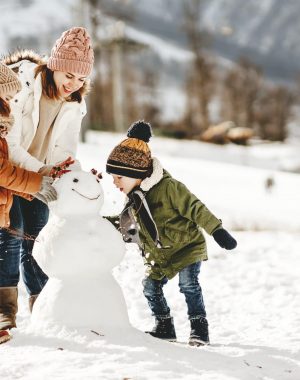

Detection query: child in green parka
xmin=106 ymin=120 xmax=237 ymax=346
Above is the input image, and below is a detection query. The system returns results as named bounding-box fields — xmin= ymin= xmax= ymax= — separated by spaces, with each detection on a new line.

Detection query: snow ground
xmin=1 ymin=133 xmax=300 ymax=380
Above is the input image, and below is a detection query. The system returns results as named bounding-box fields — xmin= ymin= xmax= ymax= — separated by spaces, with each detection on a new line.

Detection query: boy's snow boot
xmin=28 ymin=294 xmax=39 ymax=313
xmin=189 ymin=317 xmax=210 ymax=346
xmin=0 ymin=287 xmax=18 ymax=344
xmin=146 ymin=316 xmax=177 ymax=341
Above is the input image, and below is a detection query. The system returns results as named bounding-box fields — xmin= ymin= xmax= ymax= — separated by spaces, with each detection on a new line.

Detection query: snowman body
xmin=32 ymin=171 xmax=130 ymax=332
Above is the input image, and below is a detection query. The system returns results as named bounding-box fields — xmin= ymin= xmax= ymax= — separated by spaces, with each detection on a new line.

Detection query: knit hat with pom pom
xmin=47 ymin=27 xmax=94 ymax=76
xmin=106 ymin=120 xmax=153 ymax=179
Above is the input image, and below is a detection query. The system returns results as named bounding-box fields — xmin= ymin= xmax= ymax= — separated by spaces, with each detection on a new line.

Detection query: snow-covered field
xmin=1 ymin=133 xmax=300 ymax=380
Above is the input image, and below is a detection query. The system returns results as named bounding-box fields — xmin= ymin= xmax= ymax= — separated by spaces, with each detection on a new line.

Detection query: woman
xmin=0 ymin=61 xmax=57 ymax=343
xmin=0 ymin=27 xmax=94 ymax=312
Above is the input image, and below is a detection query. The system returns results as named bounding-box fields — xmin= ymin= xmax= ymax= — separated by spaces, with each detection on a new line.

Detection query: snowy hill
xmin=100 ymin=0 xmax=300 ymax=83
xmin=1 ymin=0 xmax=300 ymax=83
xmin=1 ymin=133 xmax=300 ymax=380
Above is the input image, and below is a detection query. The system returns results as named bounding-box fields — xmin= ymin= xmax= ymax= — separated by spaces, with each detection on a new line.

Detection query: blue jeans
xmin=142 ymin=261 xmax=206 ymax=320
xmin=0 ymin=196 xmax=49 ymax=295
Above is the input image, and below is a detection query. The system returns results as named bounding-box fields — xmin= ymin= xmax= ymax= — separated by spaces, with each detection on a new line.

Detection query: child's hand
xmin=212 ymin=228 xmax=237 ymax=250
xmin=34 ymin=177 xmax=57 ymax=204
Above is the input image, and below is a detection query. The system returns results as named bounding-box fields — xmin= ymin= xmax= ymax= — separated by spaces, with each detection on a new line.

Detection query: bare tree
xmin=182 ymin=0 xmax=215 ymax=135
xmin=85 ymin=0 xmax=103 ymax=135
xmin=139 ymin=70 xmax=161 ymax=127
xmin=81 ymin=0 xmax=139 ymax=133
xmin=255 ymin=85 xmax=294 ymax=141
xmin=221 ymin=57 xmax=262 ymax=130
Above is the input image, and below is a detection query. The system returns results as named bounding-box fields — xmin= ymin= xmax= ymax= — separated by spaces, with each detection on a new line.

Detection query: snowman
xmin=31 ymin=170 xmax=131 ymax=334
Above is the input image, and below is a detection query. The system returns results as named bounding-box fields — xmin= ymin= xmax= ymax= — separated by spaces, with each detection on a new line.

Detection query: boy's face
xmin=111 ymin=175 xmax=142 ymax=194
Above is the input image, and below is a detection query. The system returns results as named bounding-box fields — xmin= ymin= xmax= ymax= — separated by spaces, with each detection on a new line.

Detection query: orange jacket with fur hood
xmin=0 ymin=137 xmax=42 ymax=228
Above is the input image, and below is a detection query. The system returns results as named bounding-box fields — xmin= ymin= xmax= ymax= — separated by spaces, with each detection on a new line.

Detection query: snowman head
xmin=50 ymin=171 xmax=104 ymax=218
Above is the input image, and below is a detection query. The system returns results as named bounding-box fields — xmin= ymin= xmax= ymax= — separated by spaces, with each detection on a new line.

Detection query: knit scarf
xmin=127 ymin=188 xmax=161 ymax=248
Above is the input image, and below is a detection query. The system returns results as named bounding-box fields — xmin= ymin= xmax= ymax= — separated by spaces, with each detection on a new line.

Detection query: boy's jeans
xmin=142 ymin=261 xmax=206 ymax=320
xmin=0 ymin=196 xmax=49 ymax=295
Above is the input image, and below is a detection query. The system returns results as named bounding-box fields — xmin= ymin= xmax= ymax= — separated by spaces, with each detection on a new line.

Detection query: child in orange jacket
xmin=0 ymin=62 xmax=57 ymax=343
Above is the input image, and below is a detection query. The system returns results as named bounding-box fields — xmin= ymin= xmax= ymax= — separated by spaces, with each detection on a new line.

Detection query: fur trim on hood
xmin=1 ymin=50 xmax=46 ymax=71
xmin=0 ymin=114 xmax=14 ymax=138
xmin=140 ymin=157 xmax=164 ymax=192
xmin=123 ymin=157 xmax=164 ymax=206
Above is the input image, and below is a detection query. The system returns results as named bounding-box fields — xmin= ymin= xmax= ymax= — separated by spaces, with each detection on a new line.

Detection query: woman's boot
xmin=0 ymin=287 xmax=18 ymax=343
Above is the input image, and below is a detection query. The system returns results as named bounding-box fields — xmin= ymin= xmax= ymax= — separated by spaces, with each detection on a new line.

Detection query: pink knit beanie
xmin=47 ymin=27 xmax=94 ymax=76
xmin=0 ymin=62 xmax=22 ymax=98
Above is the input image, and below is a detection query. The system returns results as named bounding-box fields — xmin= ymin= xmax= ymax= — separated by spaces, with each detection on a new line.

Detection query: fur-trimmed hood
xmin=124 ymin=158 xmax=164 ymax=205
xmin=140 ymin=157 xmax=164 ymax=192
xmin=1 ymin=49 xmax=46 ymax=70
xmin=0 ymin=114 xmax=14 ymax=138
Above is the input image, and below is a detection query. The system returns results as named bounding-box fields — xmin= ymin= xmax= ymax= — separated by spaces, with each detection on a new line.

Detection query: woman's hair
xmin=34 ymin=64 xmax=90 ymax=103
xmin=0 ymin=97 xmax=10 ymax=117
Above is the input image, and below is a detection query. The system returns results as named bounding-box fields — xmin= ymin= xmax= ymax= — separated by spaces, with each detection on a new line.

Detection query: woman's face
xmin=111 ymin=175 xmax=142 ymax=195
xmin=53 ymin=71 xmax=86 ymax=98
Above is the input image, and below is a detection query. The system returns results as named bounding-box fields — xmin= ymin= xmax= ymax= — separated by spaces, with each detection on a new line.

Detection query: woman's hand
xmin=38 ymin=165 xmax=52 ymax=176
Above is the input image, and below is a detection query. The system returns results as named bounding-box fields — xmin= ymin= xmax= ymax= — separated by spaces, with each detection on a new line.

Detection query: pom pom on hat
xmin=127 ymin=120 xmax=152 ymax=142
